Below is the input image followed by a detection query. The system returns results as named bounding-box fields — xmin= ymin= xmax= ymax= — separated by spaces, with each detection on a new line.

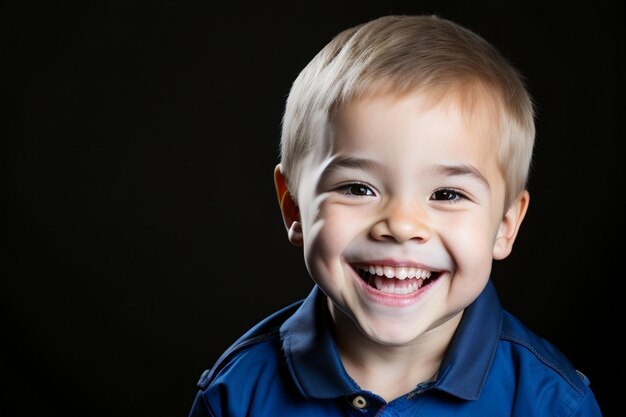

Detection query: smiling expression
xmin=276 ymin=91 xmax=528 ymax=347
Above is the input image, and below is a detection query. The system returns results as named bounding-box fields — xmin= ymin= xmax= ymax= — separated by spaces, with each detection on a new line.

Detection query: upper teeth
xmin=359 ymin=265 xmax=432 ymax=280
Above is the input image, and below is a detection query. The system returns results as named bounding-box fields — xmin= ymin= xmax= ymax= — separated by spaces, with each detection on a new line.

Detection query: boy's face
xmin=276 ymin=92 xmax=528 ymax=347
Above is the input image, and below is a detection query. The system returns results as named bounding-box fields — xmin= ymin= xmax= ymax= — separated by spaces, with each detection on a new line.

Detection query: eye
xmin=340 ymin=183 xmax=376 ymax=197
xmin=430 ymin=188 xmax=467 ymax=202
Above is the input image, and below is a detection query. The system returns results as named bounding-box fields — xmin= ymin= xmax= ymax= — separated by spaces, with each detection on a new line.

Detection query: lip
xmin=352 ymin=258 xmax=441 ymax=270
xmin=348 ymin=260 xmax=444 ymax=307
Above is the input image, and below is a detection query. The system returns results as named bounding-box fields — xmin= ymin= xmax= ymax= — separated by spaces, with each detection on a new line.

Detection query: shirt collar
xmin=434 ymin=280 xmax=503 ymax=400
xmin=280 ymin=286 xmax=358 ymax=399
xmin=280 ymin=281 xmax=503 ymax=400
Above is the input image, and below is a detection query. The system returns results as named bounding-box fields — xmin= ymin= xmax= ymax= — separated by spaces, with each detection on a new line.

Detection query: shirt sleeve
xmin=568 ymin=387 xmax=604 ymax=417
xmin=187 ymin=390 xmax=215 ymax=417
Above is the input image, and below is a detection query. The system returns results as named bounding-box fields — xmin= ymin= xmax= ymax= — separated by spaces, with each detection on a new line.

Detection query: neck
xmin=331 ymin=306 xmax=462 ymax=402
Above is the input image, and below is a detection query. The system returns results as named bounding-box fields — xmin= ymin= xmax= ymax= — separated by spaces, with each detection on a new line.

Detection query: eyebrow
xmin=320 ymin=156 xmax=382 ymax=177
xmin=434 ymin=164 xmax=491 ymax=189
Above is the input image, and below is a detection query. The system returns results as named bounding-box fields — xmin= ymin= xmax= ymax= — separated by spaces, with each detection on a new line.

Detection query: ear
xmin=493 ymin=190 xmax=530 ymax=260
xmin=273 ymin=164 xmax=303 ymax=246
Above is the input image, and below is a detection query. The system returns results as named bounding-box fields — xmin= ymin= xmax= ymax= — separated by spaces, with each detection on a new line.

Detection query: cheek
xmin=310 ymin=206 xmax=362 ymax=255
xmin=441 ymin=214 xmax=496 ymax=270
xmin=302 ymin=204 xmax=358 ymax=273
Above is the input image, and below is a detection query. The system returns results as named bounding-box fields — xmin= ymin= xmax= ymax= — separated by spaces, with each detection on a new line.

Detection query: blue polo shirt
xmin=188 ymin=281 xmax=602 ymax=416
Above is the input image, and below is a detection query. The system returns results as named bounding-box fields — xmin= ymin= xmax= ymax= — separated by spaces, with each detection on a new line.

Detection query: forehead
xmin=331 ymin=89 xmax=501 ymax=154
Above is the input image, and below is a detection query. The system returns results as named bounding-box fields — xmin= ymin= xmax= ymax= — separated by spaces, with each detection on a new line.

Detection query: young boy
xmin=188 ymin=15 xmax=603 ymax=416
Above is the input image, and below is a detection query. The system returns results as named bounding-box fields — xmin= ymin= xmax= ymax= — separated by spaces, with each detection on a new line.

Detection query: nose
xmin=370 ymin=199 xmax=432 ymax=243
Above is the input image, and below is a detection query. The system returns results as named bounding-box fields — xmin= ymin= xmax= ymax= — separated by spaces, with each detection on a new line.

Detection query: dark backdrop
xmin=2 ymin=1 xmax=623 ymax=416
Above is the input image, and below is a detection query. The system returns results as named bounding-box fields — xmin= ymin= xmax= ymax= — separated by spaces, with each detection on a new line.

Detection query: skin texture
xmin=274 ymin=92 xmax=529 ymax=400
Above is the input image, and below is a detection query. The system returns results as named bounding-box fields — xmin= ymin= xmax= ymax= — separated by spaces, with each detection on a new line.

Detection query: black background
xmin=2 ymin=1 xmax=623 ymax=416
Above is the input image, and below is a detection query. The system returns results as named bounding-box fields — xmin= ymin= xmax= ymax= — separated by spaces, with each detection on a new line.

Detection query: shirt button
xmin=351 ymin=395 xmax=367 ymax=409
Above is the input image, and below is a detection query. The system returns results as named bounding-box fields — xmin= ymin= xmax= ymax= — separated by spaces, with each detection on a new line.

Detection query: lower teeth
xmin=370 ymin=275 xmax=424 ymax=295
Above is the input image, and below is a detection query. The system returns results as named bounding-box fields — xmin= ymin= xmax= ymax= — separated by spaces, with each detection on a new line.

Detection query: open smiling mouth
xmin=354 ymin=264 xmax=441 ymax=295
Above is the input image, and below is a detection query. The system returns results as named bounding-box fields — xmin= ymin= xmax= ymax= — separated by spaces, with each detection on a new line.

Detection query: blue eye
xmin=430 ymin=189 xmax=466 ymax=202
xmin=341 ymin=183 xmax=375 ymax=197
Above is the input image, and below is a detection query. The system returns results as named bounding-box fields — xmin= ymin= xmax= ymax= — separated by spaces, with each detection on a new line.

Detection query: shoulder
xmin=500 ymin=311 xmax=587 ymax=393
xmin=197 ymin=299 xmax=303 ymax=390
xmin=187 ymin=300 xmax=304 ymax=417
xmin=495 ymin=310 xmax=602 ymax=416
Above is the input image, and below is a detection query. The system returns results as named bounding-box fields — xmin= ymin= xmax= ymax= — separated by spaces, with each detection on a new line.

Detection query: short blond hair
xmin=279 ymin=15 xmax=535 ymax=209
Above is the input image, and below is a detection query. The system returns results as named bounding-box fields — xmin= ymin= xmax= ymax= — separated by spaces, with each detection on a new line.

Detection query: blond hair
xmin=279 ymin=15 xmax=535 ymax=208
